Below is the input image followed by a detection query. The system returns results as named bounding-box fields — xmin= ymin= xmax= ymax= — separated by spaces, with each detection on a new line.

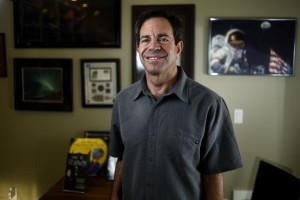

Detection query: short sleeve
xmin=200 ymin=97 xmax=243 ymax=174
xmin=109 ymin=100 xmax=124 ymax=158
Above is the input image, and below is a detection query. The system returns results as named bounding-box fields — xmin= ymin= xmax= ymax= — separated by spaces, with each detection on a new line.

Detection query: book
xmin=84 ymin=131 xmax=118 ymax=180
xmin=84 ymin=131 xmax=109 ymax=139
xmin=70 ymin=136 xmax=109 ymax=177
xmin=63 ymin=153 xmax=89 ymax=193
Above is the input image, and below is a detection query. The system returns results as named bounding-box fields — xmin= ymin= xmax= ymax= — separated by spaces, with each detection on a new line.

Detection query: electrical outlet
xmin=8 ymin=187 xmax=17 ymax=200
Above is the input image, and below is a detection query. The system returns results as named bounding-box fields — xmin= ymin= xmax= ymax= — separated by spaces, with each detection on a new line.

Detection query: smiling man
xmin=136 ymin=16 xmax=182 ymax=99
xmin=109 ymin=10 xmax=242 ymax=200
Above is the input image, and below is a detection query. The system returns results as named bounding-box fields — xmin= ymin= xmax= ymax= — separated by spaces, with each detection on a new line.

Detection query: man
xmin=109 ymin=10 xmax=242 ymax=200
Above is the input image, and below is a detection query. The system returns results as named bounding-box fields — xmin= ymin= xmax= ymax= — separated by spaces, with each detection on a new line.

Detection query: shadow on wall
xmin=280 ymin=78 xmax=300 ymax=176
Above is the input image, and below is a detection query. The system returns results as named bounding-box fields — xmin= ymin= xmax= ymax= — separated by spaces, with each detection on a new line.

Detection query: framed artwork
xmin=208 ymin=18 xmax=296 ymax=76
xmin=81 ymin=59 xmax=120 ymax=107
xmin=14 ymin=58 xmax=73 ymax=111
xmin=0 ymin=33 xmax=7 ymax=77
xmin=13 ymin=0 xmax=121 ymax=48
xmin=132 ymin=5 xmax=195 ymax=82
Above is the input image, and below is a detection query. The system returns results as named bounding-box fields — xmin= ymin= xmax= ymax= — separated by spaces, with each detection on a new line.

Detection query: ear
xmin=176 ymin=41 xmax=184 ymax=54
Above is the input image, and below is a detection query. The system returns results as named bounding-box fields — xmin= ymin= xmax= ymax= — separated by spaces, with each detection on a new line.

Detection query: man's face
xmin=136 ymin=17 xmax=183 ymax=76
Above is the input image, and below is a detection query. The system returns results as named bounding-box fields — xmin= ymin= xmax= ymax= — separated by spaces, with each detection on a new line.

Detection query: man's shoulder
xmin=115 ymin=81 xmax=140 ymax=100
xmin=186 ymin=78 xmax=221 ymax=100
xmin=186 ymin=77 xmax=217 ymax=94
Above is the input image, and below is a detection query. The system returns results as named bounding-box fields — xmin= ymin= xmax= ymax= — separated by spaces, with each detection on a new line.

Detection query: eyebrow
xmin=140 ymin=33 xmax=171 ymax=39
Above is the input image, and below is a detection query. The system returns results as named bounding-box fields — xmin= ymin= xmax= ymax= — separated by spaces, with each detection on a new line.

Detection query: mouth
xmin=146 ymin=56 xmax=166 ymax=60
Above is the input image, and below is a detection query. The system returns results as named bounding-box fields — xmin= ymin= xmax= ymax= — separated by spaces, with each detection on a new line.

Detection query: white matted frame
xmin=81 ymin=59 xmax=120 ymax=107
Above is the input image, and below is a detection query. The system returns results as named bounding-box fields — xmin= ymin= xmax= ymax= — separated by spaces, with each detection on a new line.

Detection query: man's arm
xmin=203 ymin=173 xmax=224 ymax=200
xmin=110 ymin=159 xmax=123 ymax=200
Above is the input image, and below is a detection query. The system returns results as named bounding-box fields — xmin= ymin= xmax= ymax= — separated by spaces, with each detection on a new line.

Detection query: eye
xmin=158 ymin=37 xmax=170 ymax=43
xmin=140 ymin=38 xmax=150 ymax=44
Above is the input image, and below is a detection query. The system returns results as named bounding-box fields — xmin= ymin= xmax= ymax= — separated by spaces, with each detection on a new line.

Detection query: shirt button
xmin=195 ymin=140 xmax=199 ymax=144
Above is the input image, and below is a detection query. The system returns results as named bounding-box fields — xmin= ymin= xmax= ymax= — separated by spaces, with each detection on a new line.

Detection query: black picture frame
xmin=14 ymin=58 xmax=73 ymax=111
xmin=13 ymin=0 xmax=121 ymax=48
xmin=208 ymin=18 xmax=296 ymax=76
xmin=0 ymin=33 xmax=7 ymax=77
xmin=131 ymin=5 xmax=195 ymax=82
xmin=81 ymin=59 xmax=120 ymax=107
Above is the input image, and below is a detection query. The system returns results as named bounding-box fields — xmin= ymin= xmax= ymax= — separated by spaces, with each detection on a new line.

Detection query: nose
xmin=148 ymin=39 xmax=161 ymax=51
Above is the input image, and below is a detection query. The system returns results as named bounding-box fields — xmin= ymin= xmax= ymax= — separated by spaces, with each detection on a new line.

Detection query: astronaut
xmin=210 ymin=29 xmax=249 ymax=74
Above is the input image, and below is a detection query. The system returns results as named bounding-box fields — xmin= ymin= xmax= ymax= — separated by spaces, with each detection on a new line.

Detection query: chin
xmin=144 ymin=67 xmax=161 ymax=76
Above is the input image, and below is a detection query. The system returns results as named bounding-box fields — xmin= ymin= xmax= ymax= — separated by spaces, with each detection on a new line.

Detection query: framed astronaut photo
xmin=208 ymin=18 xmax=296 ymax=76
xmin=81 ymin=59 xmax=120 ymax=107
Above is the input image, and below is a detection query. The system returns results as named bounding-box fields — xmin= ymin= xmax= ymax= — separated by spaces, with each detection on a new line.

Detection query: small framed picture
xmin=208 ymin=18 xmax=296 ymax=76
xmin=14 ymin=58 xmax=73 ymax=111
xmin=0 ymin=33 xmax=7 ymax=77
xmin=81 ymin=59 xmax=120 ymax=107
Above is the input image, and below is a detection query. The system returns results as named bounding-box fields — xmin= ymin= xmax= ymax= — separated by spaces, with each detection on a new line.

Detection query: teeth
xmin=148 ymin=57 xmax=159 ymax=60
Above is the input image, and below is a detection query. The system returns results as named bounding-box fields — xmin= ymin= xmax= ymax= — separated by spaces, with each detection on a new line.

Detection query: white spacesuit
xmin=210 ymin=29 xmax=249 ymax=74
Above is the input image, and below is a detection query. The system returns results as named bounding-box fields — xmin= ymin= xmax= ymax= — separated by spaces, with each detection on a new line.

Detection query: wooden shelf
xmin=39 ymin=176 xmax=113 ymax=200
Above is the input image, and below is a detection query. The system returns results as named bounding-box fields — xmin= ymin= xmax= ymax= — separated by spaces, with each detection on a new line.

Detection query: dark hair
xmin=135 ymin=9 xmax=183 ymax=46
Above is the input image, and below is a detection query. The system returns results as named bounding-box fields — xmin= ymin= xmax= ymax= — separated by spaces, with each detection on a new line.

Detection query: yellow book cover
xmin=69 ymin=137 xmax=109 ymax=176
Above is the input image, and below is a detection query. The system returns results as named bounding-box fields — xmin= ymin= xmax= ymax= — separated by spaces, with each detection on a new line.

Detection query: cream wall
xmin=0 ymin=0 xmax=300 ymax=199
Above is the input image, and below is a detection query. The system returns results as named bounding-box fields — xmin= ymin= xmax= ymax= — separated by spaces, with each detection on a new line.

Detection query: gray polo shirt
xmin=109 ymin=67 xmax=242 ymax=200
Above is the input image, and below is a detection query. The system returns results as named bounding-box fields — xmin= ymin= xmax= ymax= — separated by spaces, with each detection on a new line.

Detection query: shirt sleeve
xmin=200 ymin=97 xmax=243 ymax=174
xmin=109 ymin=100 xmax=124 ymax=158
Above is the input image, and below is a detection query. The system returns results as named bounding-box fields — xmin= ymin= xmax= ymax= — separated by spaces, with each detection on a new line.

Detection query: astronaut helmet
xmin=225 ymin=29 xmax=245 ymax=50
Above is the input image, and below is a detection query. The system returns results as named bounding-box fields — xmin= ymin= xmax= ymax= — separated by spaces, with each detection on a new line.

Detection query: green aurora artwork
xmin=22 ymin=68 xmax=63 ymax=103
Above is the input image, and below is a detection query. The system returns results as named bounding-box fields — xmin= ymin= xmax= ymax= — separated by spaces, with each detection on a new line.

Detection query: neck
xmin=146 ymin=66 xmax=179 ymax=99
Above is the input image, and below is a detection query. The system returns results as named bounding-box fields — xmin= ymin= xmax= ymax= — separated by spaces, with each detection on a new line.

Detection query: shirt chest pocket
xmin=120 ymin=120 xmax=147 ymax=148
xmin=165 ymin=129 xmax=200 ymax=161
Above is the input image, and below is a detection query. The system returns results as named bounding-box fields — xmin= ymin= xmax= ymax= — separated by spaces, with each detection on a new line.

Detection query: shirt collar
xmin=133 ymin=66 xmax=189 ymax=104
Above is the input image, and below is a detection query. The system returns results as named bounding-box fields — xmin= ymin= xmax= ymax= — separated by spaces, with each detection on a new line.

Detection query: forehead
xmin=140 ymin=17 xmax=173 ymax=36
